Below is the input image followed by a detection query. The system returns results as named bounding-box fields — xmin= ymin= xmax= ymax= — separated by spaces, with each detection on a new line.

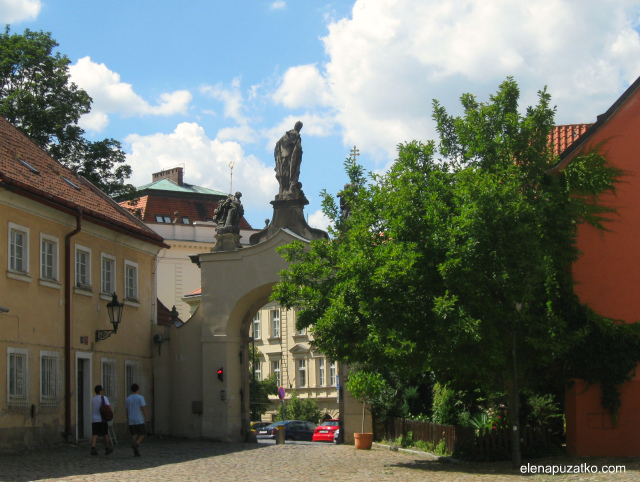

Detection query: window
xmin=8 ymin=348 xmax=28 ymax=405
xmin=9 ymin=223 xmax=29 ymax=273
xmin=182 ymin=217 xmax=189 ymax=224
xmin=271 ymin=360 xmax=280 ymax=386
xmin=40 ymin=351 xmax=59 ymax=404
xmin=271 ymin=310 xmax=280 ymax=338
xmin=254 ymin=361 xmax=261 ymax=381
xmin=101 ymin=358 xmax=116 ymax=402
xmin=297 ymin=359 xmax=307 ymax=388
xmin=252 ymin=312 xmax=260 ymax=340
xmin=40 ymin=235 xmax=59 ymax=281
xmin=155 ymin=215 xmax=172 ymax=223
xmin=75 ymin=245 xmax=91 ymax=288
xmin=318 ymin=358 xmax=325 ymax=386
xmin=124 ymin=260 xmax=138 ymax=300
xmin=125 ymin=361 xmax=139 ymax=397
xmin=296 ymin=327 xmax=306 ymax=336
xmin=101 ymin=254 xmax=116 ymax=294
xmin=329 ymin=361 xmax=337 ymax=386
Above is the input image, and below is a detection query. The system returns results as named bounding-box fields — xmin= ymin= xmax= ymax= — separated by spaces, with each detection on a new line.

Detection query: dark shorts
xmin=92 ymin=421 xmax=108 ymax=436
xmin=129 ymin=423 xmax=146 ymax=435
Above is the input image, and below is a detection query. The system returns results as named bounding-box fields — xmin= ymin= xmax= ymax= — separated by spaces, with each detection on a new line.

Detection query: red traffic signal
xmin=217 ymin=367 xmax=223 ymax=381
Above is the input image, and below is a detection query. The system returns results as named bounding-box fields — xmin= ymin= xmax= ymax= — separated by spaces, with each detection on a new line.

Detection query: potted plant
xmin=345 ymin=371 xmax=386 ymax=449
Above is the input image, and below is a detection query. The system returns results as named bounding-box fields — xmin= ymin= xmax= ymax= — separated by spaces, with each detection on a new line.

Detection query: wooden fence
xmin=383 ymin=418 xmax=552 ymax=458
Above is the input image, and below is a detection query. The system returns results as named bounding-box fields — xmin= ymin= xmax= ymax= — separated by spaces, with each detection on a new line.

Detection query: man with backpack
xmin=90 ymin=385 xmax=113 ymax=456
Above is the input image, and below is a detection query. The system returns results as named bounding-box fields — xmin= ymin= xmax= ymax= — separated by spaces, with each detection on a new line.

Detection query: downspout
xmin=64 ymin=209 xmax=82 ymax=440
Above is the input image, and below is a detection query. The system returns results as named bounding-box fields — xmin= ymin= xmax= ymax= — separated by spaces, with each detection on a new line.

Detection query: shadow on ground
xmin=0 ymin=436 xmax=269 ymax=482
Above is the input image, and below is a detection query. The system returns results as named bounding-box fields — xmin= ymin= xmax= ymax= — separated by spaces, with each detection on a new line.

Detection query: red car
xmin=312 ymin=419 xmax=340 ymax=442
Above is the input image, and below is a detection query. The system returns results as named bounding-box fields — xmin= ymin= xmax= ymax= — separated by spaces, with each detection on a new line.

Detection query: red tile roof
xmin=121 ymin=195 xmax=253 ymax=230
xmin=550 ymin=124 xmax=593 ymax=156
xmin=157 ymin=298 xmax=182 ymax=326
xmin=0 ymin=116 xmax=167 ymax=248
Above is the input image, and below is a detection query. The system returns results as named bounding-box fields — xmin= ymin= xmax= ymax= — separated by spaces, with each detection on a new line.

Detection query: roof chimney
xmin=152 ymin=167 xmax=184 ymax=186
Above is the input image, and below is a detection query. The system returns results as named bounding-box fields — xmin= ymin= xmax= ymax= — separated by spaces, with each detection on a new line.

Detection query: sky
xmin=2 ymin=0 xmax=640 ymax=230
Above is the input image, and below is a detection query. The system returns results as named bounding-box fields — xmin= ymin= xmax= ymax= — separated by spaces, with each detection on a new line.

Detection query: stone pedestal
xmin=249 ymin=196 xmax=328 ymax=245
xmin=211 ymin=233 xmax=243 ymax=252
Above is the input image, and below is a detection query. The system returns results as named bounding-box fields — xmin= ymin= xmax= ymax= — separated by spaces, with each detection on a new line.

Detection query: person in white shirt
xmin=125 ymin=383 xmax=149 ymax=457
xmin=90 ymin=385 xmax=113 ymax=456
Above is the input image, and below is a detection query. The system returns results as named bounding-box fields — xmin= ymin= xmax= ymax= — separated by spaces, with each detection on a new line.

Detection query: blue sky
xmin=2 ymin=0 xmax=640 ymax=230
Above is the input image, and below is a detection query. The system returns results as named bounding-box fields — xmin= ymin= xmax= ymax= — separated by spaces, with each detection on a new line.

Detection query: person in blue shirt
xmin=125 ymin=383 xmax=149 ymax=457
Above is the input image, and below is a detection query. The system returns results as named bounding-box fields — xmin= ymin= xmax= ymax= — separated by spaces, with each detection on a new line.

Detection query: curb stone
xmin=372 ymin=442 xmax=463 ymax=464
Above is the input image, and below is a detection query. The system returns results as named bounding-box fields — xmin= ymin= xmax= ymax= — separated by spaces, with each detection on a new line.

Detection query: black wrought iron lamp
xmin=96 ymin=293 xmax=124 ymax=342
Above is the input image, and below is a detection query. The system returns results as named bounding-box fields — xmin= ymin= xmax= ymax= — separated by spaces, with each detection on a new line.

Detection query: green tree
xmin=0 ymin=27 xmax=134 ymax=197
xmin=249 ymin=347 xmax=278 ymax=419
xmin=273 ymin=79 xmax=624 ymax=424
xmin=275 ymin=391 xmax=322 ymax=424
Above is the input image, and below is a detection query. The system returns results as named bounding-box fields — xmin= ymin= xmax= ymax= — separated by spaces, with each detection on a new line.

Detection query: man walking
xmin=125 ymin=383 xmax=149 ymax=457
xmin=90 ymin=385 xmax=113 ymax=456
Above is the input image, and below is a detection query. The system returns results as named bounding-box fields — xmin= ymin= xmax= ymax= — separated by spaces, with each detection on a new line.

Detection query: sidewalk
xmin=0 ymin=436 xmax=638 ymax=481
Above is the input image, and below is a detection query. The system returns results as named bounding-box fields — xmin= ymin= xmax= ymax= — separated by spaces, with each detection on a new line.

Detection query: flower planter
xmin=354 ymin=432 xmax=373 ymax=450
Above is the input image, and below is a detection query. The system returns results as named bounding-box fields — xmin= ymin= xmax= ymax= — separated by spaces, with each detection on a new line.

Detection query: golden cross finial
xmin=229 ymin=161 xmax=235 ymax=194
xmin=350 ymin=145 xmax=360 ymax=166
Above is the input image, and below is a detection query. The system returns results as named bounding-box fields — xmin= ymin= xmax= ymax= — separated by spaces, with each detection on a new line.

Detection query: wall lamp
xmin=0 ymin=305 xmax=9 ymax=313
xmin=96 ymin=293 xmax=124 ymax=342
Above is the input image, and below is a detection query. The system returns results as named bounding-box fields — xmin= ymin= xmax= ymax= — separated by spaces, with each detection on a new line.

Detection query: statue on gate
xmin=274 ymin=121 xmax=304 ymax=200
xmin=214 ymin=191 xmax=244 ymax=235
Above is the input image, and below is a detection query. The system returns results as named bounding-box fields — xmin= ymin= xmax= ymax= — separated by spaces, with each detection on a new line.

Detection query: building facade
xmin=0 ymin=116 xmax=167 ymax=449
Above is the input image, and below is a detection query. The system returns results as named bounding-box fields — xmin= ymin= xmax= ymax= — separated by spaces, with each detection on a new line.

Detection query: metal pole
xmin=511 ymin=328 xmax=521 ymax=468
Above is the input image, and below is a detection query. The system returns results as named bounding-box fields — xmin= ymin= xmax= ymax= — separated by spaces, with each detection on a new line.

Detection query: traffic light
xmin=217 ymin=367 xmax=223 ymax=382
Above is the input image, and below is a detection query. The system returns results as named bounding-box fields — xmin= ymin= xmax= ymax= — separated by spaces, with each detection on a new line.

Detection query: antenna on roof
xmin=228 ymin=161 xmax=235 ymax=194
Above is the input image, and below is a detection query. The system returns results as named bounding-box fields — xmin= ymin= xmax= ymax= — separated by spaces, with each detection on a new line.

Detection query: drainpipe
xmin=64 ymin=209 xmax=82 ymax=440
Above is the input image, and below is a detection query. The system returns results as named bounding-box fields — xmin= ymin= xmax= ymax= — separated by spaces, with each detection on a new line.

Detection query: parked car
xmin=256 ymin=420 xmax=317 ymax=441
xmin=250 ymin=421 xmax=271 ymax=432
xmin=312 ymin=419 xmax=340 ymax=442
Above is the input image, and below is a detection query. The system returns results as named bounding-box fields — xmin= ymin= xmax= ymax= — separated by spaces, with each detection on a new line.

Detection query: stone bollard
xmin=275 ymin=426 xmax=286 ymax=444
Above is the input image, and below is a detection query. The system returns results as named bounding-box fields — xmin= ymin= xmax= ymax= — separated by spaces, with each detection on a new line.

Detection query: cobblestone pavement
xmin=1 ymin=437 xmax=639 ymax=481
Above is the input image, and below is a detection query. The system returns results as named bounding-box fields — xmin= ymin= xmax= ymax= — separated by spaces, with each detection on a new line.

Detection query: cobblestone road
xmin=1 ymin=437 xmax=639 ymax=481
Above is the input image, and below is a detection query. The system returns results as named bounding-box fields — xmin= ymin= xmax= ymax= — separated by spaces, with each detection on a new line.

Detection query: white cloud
xmin=308 ymin=209 xmax=332 ymax=232
xmin=276 ymin=0 xmax=640 ymax=163
xmin=263 ymin=114 xmax=338 ymax=151
xmin=273 ymin=64 xmax=333 ymax=108
xmin=270 ymin=1 xmax=286 ymax=10
xmin=201 ymin=78 xmax=247 ymax=124
xmin=69 ymin=57 xmax=192 ymax=132
xmin=0 ymin=0 xmax=41 ymax=23
xmin=125 ymin=122 xmax=277 ymax=214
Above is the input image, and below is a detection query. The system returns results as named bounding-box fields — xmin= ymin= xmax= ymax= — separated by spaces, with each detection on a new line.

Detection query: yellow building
xmin=0 ymin=117 xmax=167 ymax=449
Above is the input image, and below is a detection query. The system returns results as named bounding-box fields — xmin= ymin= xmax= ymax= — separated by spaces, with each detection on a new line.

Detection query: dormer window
xmin=155 ymin=215 xmax=172 ymax=223
xmin=182 ymin=217 xmax=189 ymax=224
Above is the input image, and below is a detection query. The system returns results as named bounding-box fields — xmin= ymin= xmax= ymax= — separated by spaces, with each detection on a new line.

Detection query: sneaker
xmin=91 ymin=447 xmax=98 ymax=456
xmin=105 ymin=447 xmax=113 ymax=455
xmin=133 ymin=447 xmax=141 ymax=457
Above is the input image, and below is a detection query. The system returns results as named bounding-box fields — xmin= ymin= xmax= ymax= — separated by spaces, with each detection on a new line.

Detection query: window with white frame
xmin=9 ymin=223 xmax=29 ymax=274
xmin=297 ymin=359 xmax=307 ymax=388
xmin=8 ymin=347 xmax=28 ymax=405
xmin=317 ymin=358 xmax=325 ymax=386
xmin=329 ymin=361 xmax=337 ymax=386
xmin=40 ymin=234 xmax=58 ymax=281
xmin=75 ymin=245 xmax=91 ymax=288
xmin=271 ymin=310 xmax=280 ymax=338
xmin=254 ymin=360 xmax=261 ymax=381
xmin=252 ymin=312 xmax=260 ymax=340
xmin=271 ymin=360 xmax=281 ymax=386
xmin=101 ymin=254 xmax=116 ymax=294
xmin=40 ymin=351 xmax=59 ymax=404
xmin=125 ymin=361 xmax=139 ymax=397
xmin=296 ymin=326 xmax=306 ymax=336
xmin=101 ymin=358 xmax=117 ymax=402
xmin=124 ymin=260 xmax=138 ymax=300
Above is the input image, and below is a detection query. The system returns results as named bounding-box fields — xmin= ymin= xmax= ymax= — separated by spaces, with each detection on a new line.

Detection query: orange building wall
xmin=566 ymin=90 xmax=640 ymax=456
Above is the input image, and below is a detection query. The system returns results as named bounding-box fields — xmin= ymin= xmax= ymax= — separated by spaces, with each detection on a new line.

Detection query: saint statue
xmin=214 ymin=192 xmax=244 ymax=234
xmin=274 ymin=121 xmax=304 ymax=200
